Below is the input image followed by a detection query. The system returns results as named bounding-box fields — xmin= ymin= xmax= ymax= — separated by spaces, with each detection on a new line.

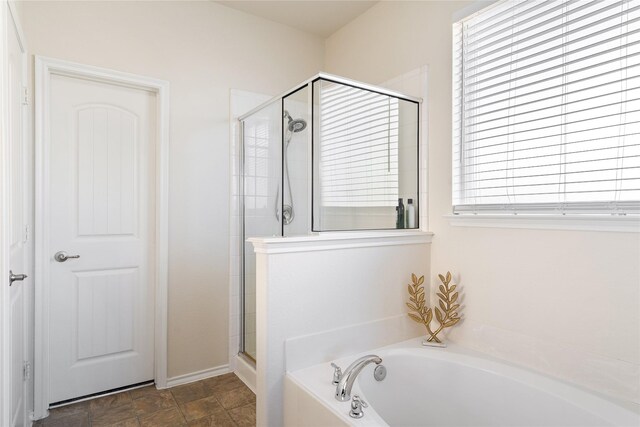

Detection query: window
xmin=316 ymin=81 xmax=400 ymax=207
xmin=453 ymin=0 xmax=640 ymax=215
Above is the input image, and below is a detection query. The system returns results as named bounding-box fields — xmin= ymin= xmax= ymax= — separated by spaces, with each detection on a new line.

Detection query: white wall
xmin=325 ymin=1 xmax=640 ymax=405
xmin=17 ymin=0 xmax=325 ymax=379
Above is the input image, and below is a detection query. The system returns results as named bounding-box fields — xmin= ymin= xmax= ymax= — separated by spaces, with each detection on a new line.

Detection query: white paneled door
xmin=7 ymin=6 xmax=28 ymax=426
xmin=48 ymin=74 xmax=157 ymax=403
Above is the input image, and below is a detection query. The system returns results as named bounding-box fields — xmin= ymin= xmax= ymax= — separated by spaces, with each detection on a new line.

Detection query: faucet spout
xmin=335 ymin=355 xmax=382 ymax=402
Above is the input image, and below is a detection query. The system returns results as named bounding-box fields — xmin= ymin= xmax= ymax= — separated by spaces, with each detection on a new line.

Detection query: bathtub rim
xmin=287 ymin=337 xmax=640 ymax=427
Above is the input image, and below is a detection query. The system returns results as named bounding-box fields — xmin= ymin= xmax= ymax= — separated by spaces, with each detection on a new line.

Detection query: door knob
xmin=9 ymin=270 xmax=27 ymax=286
xmin=54 ymin=251 xmax=80 ymax=262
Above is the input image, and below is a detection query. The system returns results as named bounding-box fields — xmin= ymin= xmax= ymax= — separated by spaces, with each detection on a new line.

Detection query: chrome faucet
xmin=335 ymin=355 xmax=383 ymax=402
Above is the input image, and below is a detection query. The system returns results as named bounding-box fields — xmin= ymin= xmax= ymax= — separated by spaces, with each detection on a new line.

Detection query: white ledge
xmin=446 ymin=214 xmax=640 ymax=233
xmin=248 ymin=231 xmax=433 ymax=254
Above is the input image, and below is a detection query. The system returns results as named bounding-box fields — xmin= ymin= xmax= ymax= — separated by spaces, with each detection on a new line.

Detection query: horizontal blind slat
xmin=465 ymin=95 xmax=640 ymax=134
xmin=466 ymin=72 xmax=640 ymax=120
xmin=465 ymin=37 xmax=640 ymax=92
xmin=466 ymin=55 xmax=640 ymax=104
xmin=466 ymin=2 xmax=639 ymax=72
xmin=466 ymin=0 xmax=557 ymax=34
xmin=464 ymin=108 xmax=640 ymax=143
xmin=463 ymin=120 xmax=640 ymax=151
xmin=465 ymin=0 xmax=587 ymax=51
xmin=465 ymin=48 xmax=640 ymax=97
xmin=464 ymin=143 xmax=640 ymax=168
xmin=453 ymin=201 xmax=640 ymax=213
xmin=465 ymin=1 xmax=636 ymax=76
xmin=457 ymin=165 xmax=640 ymax=183
xmin=457 ymin=154 xmax=640 ymax=177
xmin=465 ymin=132 xmax=640 ymax=160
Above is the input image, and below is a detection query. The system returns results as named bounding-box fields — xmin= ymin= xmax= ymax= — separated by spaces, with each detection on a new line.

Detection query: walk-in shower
xmin=237 ymin=73 xmax=420 ymax=361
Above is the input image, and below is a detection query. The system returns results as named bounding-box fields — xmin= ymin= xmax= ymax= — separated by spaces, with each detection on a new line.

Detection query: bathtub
xmin=285 ymin=338 xmax=640 ymax=427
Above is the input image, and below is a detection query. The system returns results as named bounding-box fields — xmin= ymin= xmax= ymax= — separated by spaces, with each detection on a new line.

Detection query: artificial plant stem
xmin=427 ymin=325 xmax=444 ymax=342
xmin=424 ymin=323 xmax=440 ymax=342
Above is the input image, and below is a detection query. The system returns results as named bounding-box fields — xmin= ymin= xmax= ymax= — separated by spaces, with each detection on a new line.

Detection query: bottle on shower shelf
xmin=406 ymin=199 xmax=416 ymax=229
xmin=396 ymin=198 xmax=405 ymax=229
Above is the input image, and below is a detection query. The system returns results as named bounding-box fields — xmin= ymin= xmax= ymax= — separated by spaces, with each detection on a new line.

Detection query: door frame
xmin=33 ymin=56 xmax=170 ymax=419
xmin=0 ymin=2 xmax=29 ymax=425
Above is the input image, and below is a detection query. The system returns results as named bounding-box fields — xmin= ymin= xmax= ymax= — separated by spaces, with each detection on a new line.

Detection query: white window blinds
xmin=317 ymin=82 xmax=399 ymax=207
xmin=453 ymin=0 xmax=640 ymax=214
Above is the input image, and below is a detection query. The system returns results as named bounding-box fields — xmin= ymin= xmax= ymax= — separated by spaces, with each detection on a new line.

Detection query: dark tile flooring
xmin=34 ymin=374 xmax=256 ymax=426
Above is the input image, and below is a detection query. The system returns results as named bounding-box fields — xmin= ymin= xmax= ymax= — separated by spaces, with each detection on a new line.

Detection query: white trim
xmin=0 ymin=3 xmax=11 ymax=425
xmin=249 ymin=231 xmax=433 ymax=254
xmin=1 ymin=3 xmax=29 ymax=425
xmin=7 ymin=2 xmax=27 ymax=53
xmin=34 ymin=56 xmax=170 ymax=419
xmin=446 ymin=214 xmax=640 ymax=233
xmin=165 ymin=365 xmax=231 ymax=388
xmin=234 ymin=355 xmax=256 ymax=393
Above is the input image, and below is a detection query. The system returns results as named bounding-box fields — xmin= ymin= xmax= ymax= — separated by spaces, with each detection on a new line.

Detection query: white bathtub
xmin=286 ymin=338 xmax=640 ymax=427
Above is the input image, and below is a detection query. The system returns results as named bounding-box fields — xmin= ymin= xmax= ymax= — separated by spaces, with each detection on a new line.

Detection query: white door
xmin=7 ymin=8 xmax=28 ymax=426
xmin=47 ymin=73 xmax=157 ymax=403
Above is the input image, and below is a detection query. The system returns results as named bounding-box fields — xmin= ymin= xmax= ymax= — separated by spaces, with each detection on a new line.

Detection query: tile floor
xmin=34 ymin=373 xmax=256 ymax=426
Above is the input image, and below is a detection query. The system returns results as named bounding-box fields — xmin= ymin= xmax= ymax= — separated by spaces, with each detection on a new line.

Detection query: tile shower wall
xmin=282 ymin=97 xmax=310 ymax=236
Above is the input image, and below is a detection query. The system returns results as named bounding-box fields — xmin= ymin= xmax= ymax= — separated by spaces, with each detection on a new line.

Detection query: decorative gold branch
xmin=427 ymin=272 xmax=461 ymax=342
xmin=406 ymin=272 xmax=462 ymax=343
xmin=406 ymin=273 xmax=440 ymax=342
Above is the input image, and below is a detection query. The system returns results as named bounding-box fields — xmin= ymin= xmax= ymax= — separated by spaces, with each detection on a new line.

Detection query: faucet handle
xmin=349 ymin=395 xmax=368 ymax=419
xmin=330 ymin=363 xmax=342 ymax=385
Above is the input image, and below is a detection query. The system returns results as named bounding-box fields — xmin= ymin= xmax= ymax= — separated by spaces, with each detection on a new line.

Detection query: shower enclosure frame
xmin=237 ymin=72 xmax=422 ymax=362
xmin=309 ymin=76 xmax=421 ymax=232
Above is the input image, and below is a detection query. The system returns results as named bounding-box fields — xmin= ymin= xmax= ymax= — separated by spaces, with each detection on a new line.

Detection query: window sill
xmin=445 ymin=214 xmax=640 ymax=233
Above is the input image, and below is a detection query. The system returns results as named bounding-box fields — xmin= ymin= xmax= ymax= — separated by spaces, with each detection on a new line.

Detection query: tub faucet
xmin=349 ymin=395 xmax=368 ymax=419
xmin=335 ymin=354 xmax=382 ymax=402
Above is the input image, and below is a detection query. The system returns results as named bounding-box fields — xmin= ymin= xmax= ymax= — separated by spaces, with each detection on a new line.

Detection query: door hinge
xmin=22 ymin=86 xmax=29 ymax=106
xmin=24 ymin=225 xmax=29 ymax=243
xmin=23 ymin=361 xmax=31 ymax=381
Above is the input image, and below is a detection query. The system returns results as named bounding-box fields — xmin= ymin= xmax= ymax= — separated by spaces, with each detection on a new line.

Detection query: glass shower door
xmin=241 ymin=102 xmax=282 ymax=360
xmin=282 ymin=86 xmax=311 ymax=236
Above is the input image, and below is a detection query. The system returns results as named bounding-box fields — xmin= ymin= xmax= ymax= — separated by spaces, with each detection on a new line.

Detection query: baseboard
xmin=165 ymin=364 xmax=231 ymax=388
xmin=234 ymin=355 xmax=256 ymax=393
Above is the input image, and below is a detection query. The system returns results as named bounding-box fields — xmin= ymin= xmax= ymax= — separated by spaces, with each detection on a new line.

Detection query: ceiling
xmin=216 ymin=1 xmax=378 ymax=38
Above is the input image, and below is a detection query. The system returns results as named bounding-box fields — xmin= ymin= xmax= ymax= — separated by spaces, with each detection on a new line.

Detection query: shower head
xmin=288 ymin=118 xmax=307 ymax=133
xmin=283 ymin=110 xmax=307 ymax=133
